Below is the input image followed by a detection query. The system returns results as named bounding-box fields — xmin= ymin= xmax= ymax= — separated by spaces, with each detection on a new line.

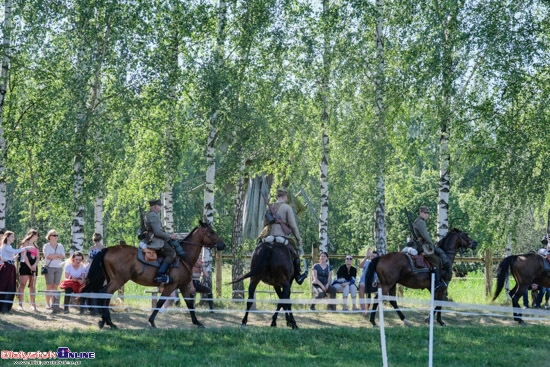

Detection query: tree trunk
xmin=318 ymin=0 xmax=330 ymax=254
xmin=162 ymin=183 xmax=174 ymax=233
xmin=0 ymin=0 xmax=13 ymax=230
xmin=231 ymin=160 xmax=246 ymax=298
xmin=94 ymin=196 xmax=104 ymax=237
xmin=202 ymin=0 xmax=227 ymax=290
xmin=71 ymin=154 xmax=85 ymax=254
xmin=436 ymin=3 xmax=456 ymax=241
xmin=373 ymin=0 xmax=387 ymax=255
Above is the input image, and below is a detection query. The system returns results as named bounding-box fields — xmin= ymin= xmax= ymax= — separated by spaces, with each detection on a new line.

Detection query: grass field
xmin=2 ymin=325 xmax=550 ymax=366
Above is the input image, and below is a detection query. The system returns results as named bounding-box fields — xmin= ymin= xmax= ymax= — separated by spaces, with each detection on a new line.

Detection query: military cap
xmin=419 ymin=206 xmax=430 ymax=213
xmin=276 ymin=188 xmax=288 ymax=197
xmin=148 ymin=199 xmax=162 ymax=206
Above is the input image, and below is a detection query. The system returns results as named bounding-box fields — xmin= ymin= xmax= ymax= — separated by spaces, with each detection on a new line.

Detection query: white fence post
xmin=378 ymin=287 xmax=388 ymax=367
xmin=429 ymin=273 xmax=435 ymax=367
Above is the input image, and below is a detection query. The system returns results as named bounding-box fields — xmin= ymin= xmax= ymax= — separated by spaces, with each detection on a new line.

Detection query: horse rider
xmin=412 ymin=205 xmax=450 ymax=291
xmin=259 ymin=188 xmax=308 ymax=285
xmin=144 ymin=199 xmax=186 ymax=283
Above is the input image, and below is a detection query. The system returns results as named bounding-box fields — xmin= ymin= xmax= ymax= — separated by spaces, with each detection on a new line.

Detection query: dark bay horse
xmin=492 ymin=253 xmax=550 ymax=325
xmin=82 ymin=221 xmax=225 ymax=329
xmin=365 ymin=228 xmax=477 ymax=327
xmin=232 ymin=242 xmax=299 ymax=329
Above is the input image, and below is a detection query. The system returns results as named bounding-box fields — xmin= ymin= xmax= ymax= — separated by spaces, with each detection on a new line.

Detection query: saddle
xmin=404 ymin=253 xmax=432 ymax=273
xmin=137 ymin=244 xmax=179 ymax=269
xmin=543 ymin=256 xmax=550 ymax=272
xmin=260 ymin=236 xmax=298 ymax=261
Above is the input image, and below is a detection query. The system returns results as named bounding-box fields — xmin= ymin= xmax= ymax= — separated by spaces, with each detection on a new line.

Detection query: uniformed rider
xmin=261 ymin=189 xmax=308 ymax=285
xmin=144 ymin=199 xmax=186 ymax=283
xmin=412 ymin=206 xmax=450 ymax=291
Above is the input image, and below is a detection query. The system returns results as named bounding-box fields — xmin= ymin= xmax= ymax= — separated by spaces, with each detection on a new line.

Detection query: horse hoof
xmin=271 ymin=321 xmax=277 ymax=327
xmin=519 ymin=320 xmax=527 ymax=326
xmin=240 ymin=324 xmax=247 ymax=330
xmin=110 ymin=323 xmax=118 ymax=330
xmin=98 ymin=320 xmax=105 ymax=329
xmin=149 ymin=320 xmax=157 ymax=329
xmin=403 ymin=319 xmax=412 ymax=327
xmin=197 ymin=324 xmax=205 ymax=329
xmin=291 ymin=324 xmax=299 ymax=330
xmin=424 ymin=317 xmax=431 ymax=324
xmin=438 ymin=321 xmax=446 ymax=327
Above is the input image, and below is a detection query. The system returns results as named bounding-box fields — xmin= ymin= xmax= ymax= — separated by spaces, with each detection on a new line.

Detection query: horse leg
xmin=98 ymin=281 xmax=124 ymax=330
xmin=512 ymin=284 xmax=529 ymax=325
xmin=369 ymin=294 xmax=379 ymax=327
xmin=149 ymin=284 xmax=178 ymax=329
xmin=271 ymin=286 xmax=284 ymax=327
xmin=281 ymin=283 xmax=297 ymax=329
xmin=388 ymin=286 xmax=410 ymax=327
xmin=241 ymin=279 xmax=258 ymax=329
xmin=180 ymin=285 xmax=203 ymax=328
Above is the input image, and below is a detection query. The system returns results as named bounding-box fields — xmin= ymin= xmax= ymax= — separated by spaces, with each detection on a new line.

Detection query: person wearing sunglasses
xmin=332 ymin=255 xmax=358 ymax=311
xmin=43 ymin=230 xmax=66 ymax=312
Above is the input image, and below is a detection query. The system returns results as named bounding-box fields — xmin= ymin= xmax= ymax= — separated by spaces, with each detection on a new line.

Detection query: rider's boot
xmin=63 ymin=288 xmax=73 ymax=314
xmin=433 ymin=267 xmax=447 ymax=291
xmin=170 ymin=239 xmax=186 ymax=261
xmin=155 ymin=260 xmax=171 ymax=283
xmin=294 ymin=258 xmax=308 ymax=285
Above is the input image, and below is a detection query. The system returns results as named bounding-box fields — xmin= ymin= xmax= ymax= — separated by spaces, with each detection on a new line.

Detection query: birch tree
xmin=0 ymin=0 xmax=13 ymax=230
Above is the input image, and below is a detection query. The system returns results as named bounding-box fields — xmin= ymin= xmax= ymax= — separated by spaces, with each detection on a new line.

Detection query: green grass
xmin=1 ymin=325 xmax=549 ymax=366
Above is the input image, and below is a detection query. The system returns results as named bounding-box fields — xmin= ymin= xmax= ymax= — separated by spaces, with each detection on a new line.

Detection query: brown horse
xmin=492 ymin=253 xmax=550 ymax=325
xmin=82 ymin=221 xmax=225 ymax=329
xmin=365 ymin=228 xmax=477 ymax=327
xmin=232 ymin=242 xmax=299 ymax=329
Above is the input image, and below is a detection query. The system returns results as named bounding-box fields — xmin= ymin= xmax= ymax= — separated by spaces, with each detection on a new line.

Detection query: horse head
xmin=196 ymin=220 xmax=225 ymax=251
xmin=452 ymin=228 xmax=477 ymax=251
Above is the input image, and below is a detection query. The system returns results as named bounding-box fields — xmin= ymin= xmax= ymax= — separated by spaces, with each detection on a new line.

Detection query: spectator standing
xmin=0 ymin=231 xmax=31 ymax=313
xmin=17 ymin=229 xmax=40 ymax=311
xmin=310 ymin=252 xmax=336 ymax=311
xmin=333 ymin=255 xmax=358 ymax=311
xmin=358 ymin=249 xmax=379 ymax=313
xmin=43 ymin=230 xmax=65 ymax=311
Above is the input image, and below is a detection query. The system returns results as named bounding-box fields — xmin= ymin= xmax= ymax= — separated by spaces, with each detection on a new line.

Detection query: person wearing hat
xmin=261 ymin=188 xmax=308 ymax=285
xmin=144 ymin=199 xmax=186 ymax=283
xmin=412 ymin=206 xmax=449 ymax=291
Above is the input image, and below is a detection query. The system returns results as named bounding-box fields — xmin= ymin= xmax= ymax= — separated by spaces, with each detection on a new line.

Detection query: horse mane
xmin=436 ymin=228 xmax=461 ymax=250
xmin=182 ymin=227 xmax=199 ymax=241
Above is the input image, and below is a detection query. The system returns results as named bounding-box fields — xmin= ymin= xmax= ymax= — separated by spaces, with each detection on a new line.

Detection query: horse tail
xmin=365 ymin=256 xmax=381 ymax=296
xmin=230 ymin=245 xmax=272 ymax=284
xmin=491 ymin=255 xmax=517 ymax=302
xmin=81 ymin=248 xmax=109 ymax=294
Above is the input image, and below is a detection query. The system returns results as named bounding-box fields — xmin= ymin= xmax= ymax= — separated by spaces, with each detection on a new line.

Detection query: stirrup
xmin=155 ymin=274 xmax=170 ymax=283
xmin=296 ymin=272 xmax=308 ymax=285
xmin=435 ymin=280 xmax=447 ymax=291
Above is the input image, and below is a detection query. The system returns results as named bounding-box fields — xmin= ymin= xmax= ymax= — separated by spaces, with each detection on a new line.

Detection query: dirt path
xmin=2 ymin=303 xmax=548 ymax=331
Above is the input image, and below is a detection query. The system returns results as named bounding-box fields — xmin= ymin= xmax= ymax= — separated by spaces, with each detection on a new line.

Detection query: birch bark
xmin=0 ymin=0 xmax=13 ymax=230
xmin=202 ymin=0 xmax=228 ymax=290
xmin=373 ymin=0 xmax=387 ymax=255
xmin=318 ymin=0 xmax=330 ymax=254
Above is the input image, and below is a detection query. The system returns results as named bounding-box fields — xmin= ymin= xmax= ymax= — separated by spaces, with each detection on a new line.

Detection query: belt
xmin=4 ymin=260 xmax=14 ymax=265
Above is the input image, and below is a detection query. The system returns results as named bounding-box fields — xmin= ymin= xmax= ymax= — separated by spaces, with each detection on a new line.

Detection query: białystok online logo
xmin=1 ymin=348 xmax=95 ymax=360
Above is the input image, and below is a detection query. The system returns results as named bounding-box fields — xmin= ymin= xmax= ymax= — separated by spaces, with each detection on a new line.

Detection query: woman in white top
xmin=59 ymin=251 xmax=87 ymax=314
xmin=0 ymin=231 xmax=33 ymax=313
xmin=43 ymin=229 xmax=66 ymax=309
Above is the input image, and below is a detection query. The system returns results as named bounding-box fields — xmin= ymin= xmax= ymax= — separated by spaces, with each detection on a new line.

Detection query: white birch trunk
xmin=437 ymin=7 xmax=454 ymax=241
xmin=202 ymin=0 xmax=227 ymax=290
xmin=231 ymin=160 xmax=246 ymax=298
xmin=94 ymin=195 xmax=104 ymax=237
xmin=162 ymin=185 xmax=174 ymax=233
xmin=71 ymin=154 xmax=85 ymax=254
xmin=0 ymin=0 xmax=13 ymax=230
xmin=318 ymin=0 xmax=330 ymax=254
xmin=373 ymin=0 xmax=387 ymax=255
